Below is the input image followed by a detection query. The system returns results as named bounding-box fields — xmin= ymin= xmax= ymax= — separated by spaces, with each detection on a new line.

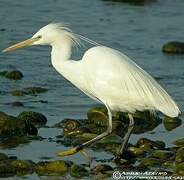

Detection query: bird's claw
xmin=57 ymin=147 xmax=79 ymax=157
xmin=57 ymin=147 xmax=92 ymax=166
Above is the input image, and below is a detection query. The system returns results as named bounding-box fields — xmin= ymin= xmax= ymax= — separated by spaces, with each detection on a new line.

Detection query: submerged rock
xmin=163 ymin=116 xmax=182 ymax=131
xmin=0 ymin=70 xmax=23 ymax=80
xmin=11 ymin=90 xmax=25 ymax=96
xmin=102 ymin=0 xmax=156 ymax=5
xmin=162 ymin=41 xmax=184 ymax=54
xmin=176 ymin=162 xmax=184 ymax=176
xmin=176 ymin=147 xmax=184 ymax=163
xmin=35 ymin=160 xmax=69 ymax=175
xmin=0 ymin=111 xmax=38 ymax=137
xmin=10 ymin=160 xmax=34 ymax=174
xmin=0 ymin=112 xmax=27 ymax=136
xmin=128 ymin=147 xmax=146 ymax=157
xmin=152 ymin=150 xmax=174 ymax=160
xmin=173 ymin=138 xmax=184 ymax=147
xmin=18 ymin=111 xmax=47 ymax=127
xmin=136 ymin=138 xmax=165 ymax=149
xmin=11 ymin=101 xmax=24 ymax=107
xmin=0 ymin=153 xmax=8 ymax=161
xmin=11 ymin=87 xmax=48 ymax=96
xmin=139 ymin=157 xmax=162 ymax=168
xmin=70 ymin=164 xmax=89 ymax=178
xmin=23 ymin=87 xmax=48 ymax=95
xmin=92 ymin=164 xmax=113 ymax=174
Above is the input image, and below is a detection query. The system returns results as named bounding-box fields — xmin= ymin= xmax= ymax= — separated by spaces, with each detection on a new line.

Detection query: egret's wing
xmin=82 ymin=46 xmax=180 ymax=117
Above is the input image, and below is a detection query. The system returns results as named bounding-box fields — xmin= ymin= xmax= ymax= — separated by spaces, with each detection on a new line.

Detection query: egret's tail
xmin=151 ymin=85 xmax=181 ymax=118
xmin=157 ymin=97 xmax=180 ymax=118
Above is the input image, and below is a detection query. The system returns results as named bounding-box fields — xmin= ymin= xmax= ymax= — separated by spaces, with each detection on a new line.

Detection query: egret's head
xmin=2 ymin=23 xmax=80 ymax=53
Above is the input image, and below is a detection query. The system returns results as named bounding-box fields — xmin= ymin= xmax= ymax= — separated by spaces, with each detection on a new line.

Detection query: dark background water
xmin=0 ymin=0 xmax=184 ymax=179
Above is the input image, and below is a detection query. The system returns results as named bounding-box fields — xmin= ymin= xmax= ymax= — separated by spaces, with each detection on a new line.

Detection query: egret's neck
xmin=51 ymin=41 xmax=72 ymax=67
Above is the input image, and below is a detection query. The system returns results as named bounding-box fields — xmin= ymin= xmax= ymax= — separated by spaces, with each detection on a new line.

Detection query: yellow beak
xmin=2 ymin=37 xmax=40 ymax=53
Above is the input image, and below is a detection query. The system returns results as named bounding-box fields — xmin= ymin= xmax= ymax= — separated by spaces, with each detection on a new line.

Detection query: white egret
xmin=3 ymin=23 xmax=180 ymax=159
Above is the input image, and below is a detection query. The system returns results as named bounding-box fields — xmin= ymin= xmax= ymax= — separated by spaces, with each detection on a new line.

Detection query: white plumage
xmin=38 ymin=23 xmax=180 ymax=118
xmin=3 ymin=23 xmax=180 ymax=157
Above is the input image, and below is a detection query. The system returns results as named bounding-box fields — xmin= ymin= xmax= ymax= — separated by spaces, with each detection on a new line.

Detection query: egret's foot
xmin=57 ymin=147 xmax=80 ymax=157
xmin=57 ymin=147 xmax=92 ymax=166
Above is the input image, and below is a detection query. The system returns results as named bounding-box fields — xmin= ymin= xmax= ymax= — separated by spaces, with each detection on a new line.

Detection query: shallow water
xmin=0 ymin=0 xmax=184 ymax=179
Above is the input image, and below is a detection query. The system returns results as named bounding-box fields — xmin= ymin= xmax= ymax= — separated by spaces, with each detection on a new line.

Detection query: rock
xmin=136 ymin=138 xmax=165 ymax=149
xmin=72 ymin=133 xmax=97 ymax=145
xmin=173 ymin=138 xmax=184 ymax=147
xmin=0 ymin=71 xmax=8 ymax=76
xmin=176 ymin=147 xmax=184 ymax=163
xmin=0 ymin=112 xmax=27 ymax=136
xmin=4 ymin=70 xmax=23 ymax=80
xmin=87 ymin=106 xmax=109 ymax=127
xmin=152 ymin=150 xmax=174 ymax=160
xmin=10 ymin=160 xmax=34 ymax=174
xmin=0 ymin=111 xmax=37 ymax=137
xmin=11 ymin=87 xmax=48 ymax=96
xmin=0 ymin=163 xmax=16 ymax=178
xmin=11 ymin=90 xmax=25 ymax=96
xmin=163 ymin=117 xmax=182 ymax=131
xmin=70 ymin=164 xmax=89 ymax=178
xmin=18 ymin=111 xmax=47 ymax=127
xmin=128 ymin=147 xmax=146 ymax=157
xmin=139 ymin=157 xmax=162 ymax=168
xmin=102 ymin=0 xmax=156 ymax=5
xmin=176 ymin=162 xmax=184 ymax=176
xmin=62 ymin=119 xmax=82 ymax=135
xmin=139 ymin=143 xmax=153 ymax=152
xmin=0 ymin=153 xmax=8 ymax=161
xmin=35 ymin=160 xmax=69 ymax=175
xmin=11 ymin=101 xmax=24 ymax=107
xmin=162 ymin=160 xmax=175 ymax=170
xmin=23 ymin=87 xmax=48 ymax=95
xmin=162 ymin=41 xmax=184 ymax=54
xmin=92 ymin=164 xmax=113 ymax=174
xmin=0 ymin=70 xmax=23 ymax=80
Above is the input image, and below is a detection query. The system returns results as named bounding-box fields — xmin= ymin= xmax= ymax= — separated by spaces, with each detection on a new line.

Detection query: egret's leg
xmin=57 ymin=105 xmax=113 ymax=157
xmin=76 ymin=105 xmax=113 ymax=151
xmin=117 ymin=113 xmax=134 ymax=156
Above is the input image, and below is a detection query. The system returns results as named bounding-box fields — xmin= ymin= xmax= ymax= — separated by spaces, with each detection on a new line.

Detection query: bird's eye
xmin=37 ymin=35 xmax=42 ymax=39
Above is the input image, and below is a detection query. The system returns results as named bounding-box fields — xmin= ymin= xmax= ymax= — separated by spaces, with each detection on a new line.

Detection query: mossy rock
xmin=136 ymin=138 xmax=165 ymax=149
xmin=0 ymin=71 xmax=8 ymax=76
xmin=11 ymin=90 xmax=25 ymax=96
xmin=0 ymin=70 xmax=23 ymax=80
xmin=18 ymin=111 xmax=47 ymax=127
xmin=173 ymin=138 xmax=184 ymax=147
xmin=35 ymin=160 xmax=69 ymax=175
xmin=128 ymin=147 xmax=146 ymax=157
xmin=92 ymin=164 xmax=113 ymax=174
xmin=11 ymin=101 xmax=24 ymax=107
xmin=87 ymin=107 xmax=109 ymax=127
xmin=62 ymin=119 xmax=82 ymax=135
xmin=0 ymin=112 xmax=27 ymax=136
xmin=176 ymin=162 xmax=184 ymax=176
xmin=162 ymin=160 xmax=175 ymax=170
xmin=176 ymin=147 xmax=184 ymax=163
xmin=70 ymin=164 xmax=89 ymax=178
xmin=0 ymin=162 xmax=16 ymax=178
xmin=163 ymin=117 xmax=182 ymax=131
xmin=152 ymin=150 xmax=174 ymax=160
xmin=139 ymin=157 xmax=162 ymax=168
xmin=24 ymin=87 xmax=48 ymax=95
xmin=162 ymin=41 xmax=184 ymax=54
xmin=0 ymin=153 xmax=8 ymax=161
xmin=10 ymin=160 xmax=34 ymax=171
